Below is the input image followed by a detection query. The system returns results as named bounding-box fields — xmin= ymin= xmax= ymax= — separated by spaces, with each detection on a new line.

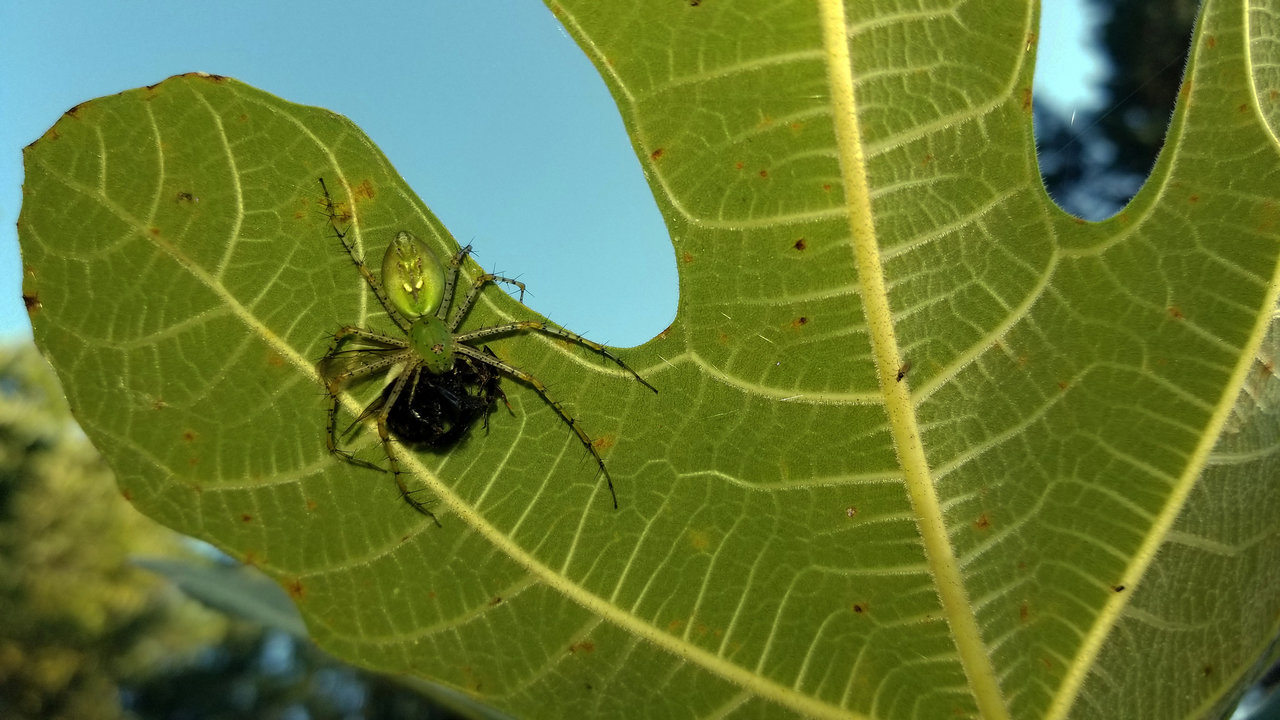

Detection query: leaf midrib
xmin=817 ymin=2 xmax=1011 ymax=719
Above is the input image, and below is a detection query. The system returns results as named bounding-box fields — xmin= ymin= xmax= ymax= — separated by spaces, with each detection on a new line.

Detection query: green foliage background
xmin=16 ymin=1 xmax=1280 ymax=718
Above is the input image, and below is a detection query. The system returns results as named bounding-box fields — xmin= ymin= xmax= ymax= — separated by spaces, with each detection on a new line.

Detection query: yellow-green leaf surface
xmin=17 ymin=0 xmax=1280 ymax=717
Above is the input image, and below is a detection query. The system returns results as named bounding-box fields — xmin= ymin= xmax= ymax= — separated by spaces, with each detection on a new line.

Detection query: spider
xmin=316 ymin=178 xmax=656 ymax=524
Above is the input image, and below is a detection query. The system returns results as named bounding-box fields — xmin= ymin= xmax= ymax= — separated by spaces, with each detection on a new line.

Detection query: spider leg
xmin=373 ymin=368 xmax=444 ymax=527
xmin=435 ymin=244 xmax=472 ymax=321
xmin=325 ymin=386 xmax=384 ymax=472
xmin=481 ymin=346 xmax=513 ymax=415
xmin=318 ymin=328 xmax=411 ymax=392
xmin=332 ymin=325 xmax=409 ymax=350
xmin=447 ymin=271 xmax=528 ymax=332
xmin=455 ymin=344 xmax=619 ymax=509
xmin=455 ymin=321 xmax=657 ymax=393
xmin=318 ymin=178 xmax=410 ymax=333
xmin=469 ymin=348 xmax=511 ymax=433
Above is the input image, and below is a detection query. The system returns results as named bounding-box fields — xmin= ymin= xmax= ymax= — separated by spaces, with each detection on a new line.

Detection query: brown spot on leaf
xmin=1021 ymin=87 xmax=1033 ymax=111
xmin=852 ymin=603 xmax=867 ymax=614
xmin=148 ymin=227 xmax=161 ymax=237
xmin=1188 ymin=194 xmax=1199 ymax=203
xmin=650 ymin=148 xmax=664 ymax=161
xmin=462 ymin=666 xmax=482 ymax=692
xmin=267 ymin=352 xmax=284 ymax=368
xmin=287 ymin=579 xmax=306 ymax=600
xmin=568 ymin=641 xmax=596 ymax=654
xmin=1019 ymin=603 xmax=1029 ymax=622
xmin=489 ymin=596 xmax=503 ymax=606
xmin=121 ymin=489 xmax=134 ymax=502
xmin=1206 ymin=35 xmax=1217 ymax=49
xmin=354 ymin=180 xmax=375 ymax=200
xmin=791 ymin=316 xmax=809 ymax=329
xmin=758 ymin=169 xmax=769 ymax=178
xmin=22 ymin=293 xmax=40 ymax=313
xmin=1057 ymin=380 xmax=1069 ymax=391
xmin=305 ymin=499 xmax=318 ymax=511
xmin=1112 ymin=584 xmax=1125 ymax=593
xmin=592 ymin=435 xmax=616 ymax=451
xmin=182 ymin=430 xmax=198 ymax=443
xmin=974 ymin=512 xmax=991 ymax=530
xmin=1168 ymin=306 xmax=1184 ymax=320
xmin=793 ymin=238 xmax=807 ymax=251
xmin=734 ymin=161 xmax=744 ymax=170
xmin=241 ymin=513 xmax=253 ymax=523
xmin=681 ymin=251 xmax=694 ymax=264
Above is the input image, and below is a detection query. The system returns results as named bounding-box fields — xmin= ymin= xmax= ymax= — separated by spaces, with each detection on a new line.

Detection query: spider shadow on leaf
xmin=314 ymin=178 xmax=656 ymax=526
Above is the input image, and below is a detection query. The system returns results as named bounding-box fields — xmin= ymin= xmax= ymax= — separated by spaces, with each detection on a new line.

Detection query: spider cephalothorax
xmin=316 ymin=178 xmax=655 ymax=525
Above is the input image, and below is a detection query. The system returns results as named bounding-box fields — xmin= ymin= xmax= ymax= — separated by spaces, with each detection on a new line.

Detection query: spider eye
xmin=383 ymin=231 xmax=445 ymax=318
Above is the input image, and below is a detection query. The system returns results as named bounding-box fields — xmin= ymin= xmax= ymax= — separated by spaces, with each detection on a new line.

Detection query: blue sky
xmin=0 ymin=1 xmax=1103 ymax=345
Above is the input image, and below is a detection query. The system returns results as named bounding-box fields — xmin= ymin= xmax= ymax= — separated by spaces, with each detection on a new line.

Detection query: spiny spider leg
xmin=372 ymin=369 xmax=443 ymax=527
xmin=456 ymin=321 xmax=658 ymax=393
xmin=436 ymin=244 xmax=470 ymax=321
xmin=448 ymin=271 xmax=528 ymax=332
xmin=332 ymin=326 xmax=410 ymax=349
xmin=321 ymin=342 xmax=404 ymax=472
xmin=318 ymin=328 xmax=413 ymax=390
xmin=325 ymin=392 xmax=382 ymax=472
xmin=318 ymin=178 xmax=410 ymax=332
xmin=454 ymin=343 xmax=620 ymax=509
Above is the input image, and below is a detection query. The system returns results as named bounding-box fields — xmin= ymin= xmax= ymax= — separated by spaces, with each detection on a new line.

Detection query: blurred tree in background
xmin=1037 ymin=0 xmax=1198 ymax=220
xmin=0 ymin=344 xmax=226 ymax=719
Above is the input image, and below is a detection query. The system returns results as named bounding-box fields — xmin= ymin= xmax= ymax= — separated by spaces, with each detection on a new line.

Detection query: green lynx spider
xmin=317 ymin=178 xmax=656 ymax=522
